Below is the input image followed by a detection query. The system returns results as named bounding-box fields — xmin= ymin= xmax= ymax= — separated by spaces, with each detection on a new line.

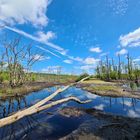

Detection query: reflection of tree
xmin=0 ymin=96 xmax=27 ymax=118
xmin=0 ymin=85 xmax=66 ymax=139
xmin=0 ymin=113 xmax=49 ymax=140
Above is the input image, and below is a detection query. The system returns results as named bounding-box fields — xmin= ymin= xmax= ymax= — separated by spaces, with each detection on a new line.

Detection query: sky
xmin=1 ymin=0 xmax=140 ymax=74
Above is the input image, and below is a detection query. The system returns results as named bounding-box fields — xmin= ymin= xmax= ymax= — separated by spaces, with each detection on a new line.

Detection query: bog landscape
xmin=0 ymin=0 xmax=140 ymax=140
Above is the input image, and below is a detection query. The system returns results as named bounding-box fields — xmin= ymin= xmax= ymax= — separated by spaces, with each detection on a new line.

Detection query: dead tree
xmin=127 ymin=53 xmax=133 ymax=80
xmin=0 ymin=53 xmax=5 ymax=83
xmin=118 ymin=54 xmax=121 ymax=80
xmin=106 ymin=55 xmax=110 ymax=81
xmin=3 ymin=37 xmax=42 ymax=87
xmin=3 ymin=37 xmax=26 ymax=87
xmin=25 ymin=45 xmax=43 ymax=82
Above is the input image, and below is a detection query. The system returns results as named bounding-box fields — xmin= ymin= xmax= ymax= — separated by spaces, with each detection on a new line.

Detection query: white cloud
xmin=134 ymin=58 xmax=140 ymax=62
xmin=89 ymin=47 xmax=102 ymax=53
xmin=67 ymin=56 xmax=83 ymax=62
xmin=80 ymin=65 xmax=95 ymax=71
xmin=0 ymin=0 xmax=52 ymax=27
xmin=116 ymin=49 xmax=128 ymax=55
xmin=63 ymin=59 xmax=73 ymax=64
xmin=37 ymin=31 xmax=56 ymax=42
xmin=33 ymin=54 xmax=50 ymax=61
xmin=119 ymin=27 xmax=140 ymax=47
xmin=76 ymin=57 xmax=100 ymax=71
xmin=100 ymin=52 xmax=109 ymax=57
xmin=84 ymin=57 xmax=100 ymax=65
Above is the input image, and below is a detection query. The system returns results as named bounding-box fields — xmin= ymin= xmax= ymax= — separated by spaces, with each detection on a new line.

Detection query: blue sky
xmin=1 ymin=0 xmax=140 ymax=74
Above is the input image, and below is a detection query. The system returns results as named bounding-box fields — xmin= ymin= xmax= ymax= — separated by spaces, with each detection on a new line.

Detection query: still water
xmin=0 ymin=86 xmax=140 ymax=139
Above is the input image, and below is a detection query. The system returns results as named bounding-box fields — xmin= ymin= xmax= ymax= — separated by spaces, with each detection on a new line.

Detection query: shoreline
xmin=0 ymin=81 xmax=72 ymax=98
xmin=77 ymin=79 xmax=140 ymax=99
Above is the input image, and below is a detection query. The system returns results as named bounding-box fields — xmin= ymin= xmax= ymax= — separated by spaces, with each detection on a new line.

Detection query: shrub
xmin=0 ymin=76 xmax=4 ymax=83
xmin=75 ymin=73 xmax=89 ymax=82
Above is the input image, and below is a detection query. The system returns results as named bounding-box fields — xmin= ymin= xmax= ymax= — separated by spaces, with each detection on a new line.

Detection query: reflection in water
xmin=0 ymin=96 xmax=27 ymax=118
xmin=0 ymin=86 xmax=140 ymax=139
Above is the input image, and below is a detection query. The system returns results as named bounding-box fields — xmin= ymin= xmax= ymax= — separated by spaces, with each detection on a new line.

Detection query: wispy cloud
xmin=119 ymin=27 xmax=140 ymax=47
xmin=67 ymin=56 xmax=83 ymax=62
xmin=5 ymin=26 xmax=67 ymax=56
xmin=80 ymin=65 xmax=96 ymax=71
xmin=4 ymin=26 xmax=91 ymax=64
xmin=100 ymin=52 xmax=109 ymax=57
xmin=116 ymin=49 xmax=128 ymax=55
xmin=63 ymin=59 xmax=73 ymax=64
xmin=36 ymin=46 xmax=60 ymax=58
xmin=33 ymin=54 xmax=50 ymax=61
xmin=133 ymin=56 xmax=140 ymax=62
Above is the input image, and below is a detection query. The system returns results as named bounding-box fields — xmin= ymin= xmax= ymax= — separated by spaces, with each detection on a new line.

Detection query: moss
xmin=88 ymin=85 xmax=119 ymax=91
xmin=81 ymin=79 xmax=116 ymax=85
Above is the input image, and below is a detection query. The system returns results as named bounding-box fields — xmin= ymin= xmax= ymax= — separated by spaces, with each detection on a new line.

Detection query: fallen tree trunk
xmin=38 ymin=96 xmax=91 ymax=112
xmin=0 ymin=96 xmax=91 ymax=128
xmin=0 ymin=76 xmax=91 ymax=128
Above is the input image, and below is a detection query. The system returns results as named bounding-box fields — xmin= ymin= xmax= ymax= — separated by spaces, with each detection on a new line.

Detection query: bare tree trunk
xmin=118 ymin=54 xmax=121 ymax=80
xmin=106 ymin=55 xmax=110 ymax=81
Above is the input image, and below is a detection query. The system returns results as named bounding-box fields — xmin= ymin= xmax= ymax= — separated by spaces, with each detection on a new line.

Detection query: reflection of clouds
xmin=121 ymin=100 xmax=132 ymax=107
xmin=94 ymin=104 xmax=104 ymax=111
xmin=31 ymin=99 xmax=40 ymax=105
xmin=135 ymin=108 xmax=140 ymax=112
xmin=77 ymin=95 xmax=87 ymax=99
xmin=86 ymin=93 xmax=98 ymax=99
xmin=63 ymin=89 xmax=98 ymax=101
xmin=57 ymin=87 xmax=140 ymax=118
xmin=128 ymin=110 xmax=140 ymax=118
xmin=60 ymin=103 xmax=68 ymax=108
xmin=63 ymin=91 xmax=87 ymax=99
xmin=63 ymin=93 xmax=72 ymax=98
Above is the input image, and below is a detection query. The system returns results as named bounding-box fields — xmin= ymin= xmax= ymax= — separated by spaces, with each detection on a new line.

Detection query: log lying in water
xmin=0 ymin=96 xmax=91 ymax=128
xmin=0 ymin=77 xmax=91 ymax=128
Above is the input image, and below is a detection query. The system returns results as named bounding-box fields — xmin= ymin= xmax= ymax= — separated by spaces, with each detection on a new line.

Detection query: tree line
xmin=95 ymin=54 xmax=140 ymax=84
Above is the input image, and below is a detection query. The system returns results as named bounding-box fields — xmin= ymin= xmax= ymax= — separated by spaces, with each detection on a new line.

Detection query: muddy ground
xmin=59 ymin=107 xmax=140 ymax=140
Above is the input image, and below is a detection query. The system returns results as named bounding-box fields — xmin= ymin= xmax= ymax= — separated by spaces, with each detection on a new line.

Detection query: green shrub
xmin=75 ymin=73 xmax=89 ymax=82
xmin=0 ymin=76 xmax=4 ymax=83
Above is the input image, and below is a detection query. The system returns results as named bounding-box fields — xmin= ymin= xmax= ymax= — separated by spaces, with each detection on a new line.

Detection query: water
xmin=0 ymin=86 xmax=140 ymax=139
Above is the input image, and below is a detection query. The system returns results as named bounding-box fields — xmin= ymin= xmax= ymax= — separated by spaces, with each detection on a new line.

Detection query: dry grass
xmin=81 ymin=79 xmax=116 ymax=85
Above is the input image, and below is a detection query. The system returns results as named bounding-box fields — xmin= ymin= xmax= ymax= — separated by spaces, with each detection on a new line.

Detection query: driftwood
xmin=0 ymin=77 xmax=91 ymax=128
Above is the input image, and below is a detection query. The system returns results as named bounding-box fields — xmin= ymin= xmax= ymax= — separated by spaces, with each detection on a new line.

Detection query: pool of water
xmin=0 ymin=86 xmax=140 ymax=140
